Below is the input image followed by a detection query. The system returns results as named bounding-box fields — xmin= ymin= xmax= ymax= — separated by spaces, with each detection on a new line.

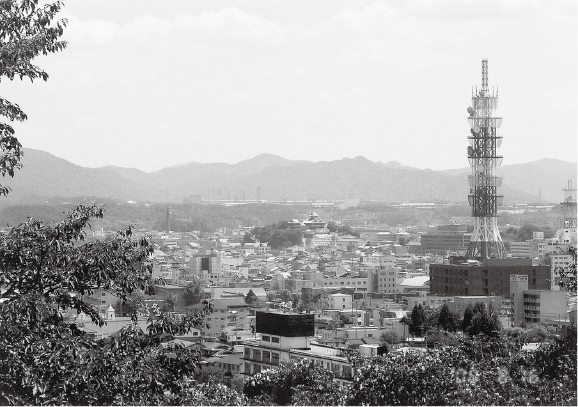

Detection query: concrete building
xmin=188 ymin=252 xmax=222 ymax=285
xmin=447 ymin=295 xmax=503 ymax=318
xmin=429 ymin=258 xmax=551 ymax=297
xmin=403 ymin=291 xmax=454 ymax=310
xmin=242 ymin=311 xmax=314 ymax=376
xmin=510 ymin=232 xmax=544 ymax=259
xmin=375 ymin=267 xmax=401 ymax=294
xmin=242 ymin=311 xmax=353 ymax=381
xmin=419 ymin=224 xmax=472 ymax=255
xmin=510 ymin=241 xmax=531 ymax=258
xmin=328 ymin=293 xmax=352 ymax=310
xmin=189 ymin=298 xmax=249 ymax=338
xmin=509 ymin=274 xmax=568 ymax=326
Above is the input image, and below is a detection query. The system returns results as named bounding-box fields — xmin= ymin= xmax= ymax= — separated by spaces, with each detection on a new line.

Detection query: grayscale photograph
xmin=0 ymin=0 xmax=576 ymax=405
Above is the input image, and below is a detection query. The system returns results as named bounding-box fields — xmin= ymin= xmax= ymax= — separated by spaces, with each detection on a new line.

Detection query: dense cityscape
xmin=0 ymin=1 xmax=576 ymax=406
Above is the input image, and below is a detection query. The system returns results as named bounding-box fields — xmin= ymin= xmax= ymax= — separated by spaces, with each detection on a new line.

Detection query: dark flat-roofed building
xmin=429 ymin=258 xmax=550 ymax=297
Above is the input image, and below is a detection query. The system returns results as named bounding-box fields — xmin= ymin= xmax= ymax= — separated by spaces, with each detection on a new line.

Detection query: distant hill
xmin=440 ymin=158 xmax=577 ymax=203
xmin=0 ymin=148 xmax=574 ymax=206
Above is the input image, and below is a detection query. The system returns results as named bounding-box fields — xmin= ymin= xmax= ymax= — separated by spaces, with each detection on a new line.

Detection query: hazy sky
xmin=4 ymin=0 xmax=576 ymax=172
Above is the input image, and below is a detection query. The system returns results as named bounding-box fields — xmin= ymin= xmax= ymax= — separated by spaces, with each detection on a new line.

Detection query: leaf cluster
xmin=0 ymin=204 xmax=220 ymax=405
xmin=0 ymin=0 xmax=68 ymax=196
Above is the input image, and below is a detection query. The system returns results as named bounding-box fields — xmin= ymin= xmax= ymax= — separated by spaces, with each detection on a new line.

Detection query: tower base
xmin=465 ymin=240 xmax=507 ymax=260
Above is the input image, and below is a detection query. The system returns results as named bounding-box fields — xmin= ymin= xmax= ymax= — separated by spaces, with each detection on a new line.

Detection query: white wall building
xmin=328 ymin=293 xmax=352 ymax=310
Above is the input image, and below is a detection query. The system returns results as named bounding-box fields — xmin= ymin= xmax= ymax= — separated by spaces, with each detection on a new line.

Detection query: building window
xmin=272 ymin=337 xmax=280 ymax=344
xmin=262 ymin=335 xmax=270 ymax=342
xmin=262 ymin=351 xmax=270 ymax=362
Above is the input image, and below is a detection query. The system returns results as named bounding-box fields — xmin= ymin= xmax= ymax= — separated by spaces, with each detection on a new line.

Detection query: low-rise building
xmin=510 ymin=274 xmax=568 ymax=325
xmin=242 ymin=311 xmax=353 ymax=382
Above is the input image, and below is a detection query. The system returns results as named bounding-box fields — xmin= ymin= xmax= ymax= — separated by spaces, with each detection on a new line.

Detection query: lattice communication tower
xmin=465 ymin=59 xmax=507 ymax=260
xmin=561 ymin=179 xmax=577 ymax=228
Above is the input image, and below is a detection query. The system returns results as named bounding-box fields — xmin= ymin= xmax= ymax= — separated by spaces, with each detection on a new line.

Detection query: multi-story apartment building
xmin=284 ymin=272 xmax=373 ymax=294
xmin=510 ymin=241 xmax=531 ymax=258
xmin=375 ymin=267 xmax=401 ymax=294
xmin=188 ymin=252 xmax=223 ymax=285
xmin=200 ymin=298 xmax=249 ymax=338
xmin=361 ymin=253 xmax=396 ymax=268
xmin=510 ymin=232 xmax=544 ymax=259
xmin=429 ymin=258 xmax=551 ymax=297
xmin=510 ymin=274 xmax=568 ymax=326
xmin=328 ymin=293 xmax=352 ymax=310
xmin=420 ymin=224 xmax=472 ymax=255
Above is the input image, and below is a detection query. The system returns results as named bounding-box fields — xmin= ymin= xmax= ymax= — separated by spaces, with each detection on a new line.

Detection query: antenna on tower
xmin=465 ymin=59 xmax=506 ymax=260
xmin=561 ymin=179 xmax=577 ymax=228
xmin=481 ymin=59 xmax=488 ymax=96
xmin=166 ymin=205 xmax=171 ymax=232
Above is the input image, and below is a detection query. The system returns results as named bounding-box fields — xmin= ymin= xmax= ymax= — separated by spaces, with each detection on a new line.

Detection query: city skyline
xmin=3 ymin=0 xmax=576 ymax=172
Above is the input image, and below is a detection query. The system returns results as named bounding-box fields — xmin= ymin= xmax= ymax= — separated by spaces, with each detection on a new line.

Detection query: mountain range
xmin=0 ymin=148 xmax=574 ymax=206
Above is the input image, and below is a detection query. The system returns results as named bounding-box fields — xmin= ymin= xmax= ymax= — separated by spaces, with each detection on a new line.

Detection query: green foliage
xmin=325 ymin=221 xmax=360 ymax=237
xmin=380 ymin=330 xmax=400 ymax=344
xmin=0 ymin=205 xmax=218 ymax=405
xmin=437 ymin=303 xmax=459 ymax=332
xmin=409 ymin=304 xmax=431 ymax=336
xmin=153 ymin=203 xmax=299 ymax=234
xmin=183 ymin=279 xmax=203 ymax=306
xmin=337 ymin=224 xmax=359 ymax=237
xmin=250 ymin=223 xmax=303 ymax=249
xmin=277 ymin=289 xmax=291 ymax=302
xmin=326 ymin=220 xmax=339 ymax=233
xmin=176 ymin=382 xmax=248 ymax=406
xmin=240 ymin=331 xmax=577 ymax=406
xmin=244 ymin=289 xmax=258 ymax=306
xmin=466 ymin=303 xmax=502 ymax=337
xmin=462 ymin=303 xmax=475 ymax=332
xmin=0 ymin=0 xmax=68 ymax=197
xmin=556 ymin=246 xmax=577 ymax=293
xmin=244 ymin=359 xmax=348 ymax=406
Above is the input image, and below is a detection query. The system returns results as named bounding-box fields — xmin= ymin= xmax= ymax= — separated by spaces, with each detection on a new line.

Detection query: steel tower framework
xmin=561 ymin=179 xmax=577 ymax=228
xmin=465 ymin=59 xmax=506 ymax=260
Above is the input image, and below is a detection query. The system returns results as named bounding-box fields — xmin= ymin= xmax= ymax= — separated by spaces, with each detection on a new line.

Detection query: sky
xmin=4 ymin=0 xmax=577 ymax=172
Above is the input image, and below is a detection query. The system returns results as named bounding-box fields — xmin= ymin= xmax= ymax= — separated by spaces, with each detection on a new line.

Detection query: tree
xmin=462 ymin=303 xmax=475 ymax=332
xmin=410 ymin=304 xmax=425 ymax=336
xmin=244 ymin=359 xmax=348 ymax=406
xmin=0 ymin=0 xmax=68 ymax=196
xmin=278 ymin=288 xmax=291 ymax=302
xmin=326 ymin=220 xmax=339 ymax=233
xmin=380 ymin=330 xmax=400 ymax=345
xmin=300 ymin=288 xmax=313 ymax=308
xmin=162 ymin=292 xmax=178 ymax=312
xmin=183 ymin=279 xmax=202 ymax=306
xmin=0 ymin=205 xmax=211 ymax=405
xmin=291 ymin=292 xmax=300 ymax=309
xmin=437 ymin=303 xmax=459 ymax=332
xmin=556 ymin=246 xmax=576 ymax=293
xmin=466 ymin=302 xmax=502 ymax=337
xmin=244 ymin=289 xmax=258 ymax=306
xmin=337 ymin=224 xmax=359 ymax=237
